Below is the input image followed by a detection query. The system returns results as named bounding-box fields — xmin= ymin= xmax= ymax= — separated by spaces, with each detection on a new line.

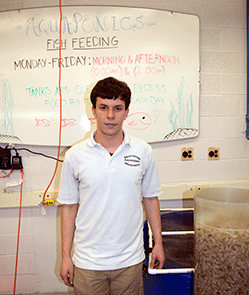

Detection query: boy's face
xmin=92 ymin=97 xmax=129 ymax=138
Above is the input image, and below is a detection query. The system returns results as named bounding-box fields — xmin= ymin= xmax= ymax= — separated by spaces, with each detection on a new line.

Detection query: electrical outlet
xmin=208 ymin=148 xmax=220 ymax=160
xmin=181 ymin=148 xmax=193 ymax=161
xmin=0 ymin=147 xmax=12 ymax=170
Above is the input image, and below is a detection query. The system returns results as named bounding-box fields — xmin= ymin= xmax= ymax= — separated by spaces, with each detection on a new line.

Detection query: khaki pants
xmin=74 ymin=262 xmax=144 ymax=295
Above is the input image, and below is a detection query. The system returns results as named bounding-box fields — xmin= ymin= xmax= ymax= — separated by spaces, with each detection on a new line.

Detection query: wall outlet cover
xmin=181 ymin=148 xmax=193 ymax=161
xmin=208 ymin=148 xmax=220 ymax=160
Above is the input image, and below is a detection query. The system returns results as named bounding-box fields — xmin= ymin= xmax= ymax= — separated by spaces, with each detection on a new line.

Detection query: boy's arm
xmin=60 ymin=203 xmax=78 ymax=286
xmin=143 ymin=197 xmax=165 ymax=269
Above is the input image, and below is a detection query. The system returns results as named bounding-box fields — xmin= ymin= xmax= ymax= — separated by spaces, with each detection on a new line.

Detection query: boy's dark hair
xmin=90 ymin=77 xmax=131 ymax=109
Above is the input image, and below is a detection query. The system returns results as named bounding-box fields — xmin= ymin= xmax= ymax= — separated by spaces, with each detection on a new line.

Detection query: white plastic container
xmin=194 ymin=187 xmax=249 ymax=295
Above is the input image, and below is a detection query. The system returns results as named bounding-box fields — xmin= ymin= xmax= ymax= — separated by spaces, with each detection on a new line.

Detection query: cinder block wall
xmin=0 ymin=0 xmax=247 ymax=293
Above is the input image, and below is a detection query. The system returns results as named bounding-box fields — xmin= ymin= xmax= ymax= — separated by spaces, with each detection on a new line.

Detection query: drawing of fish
xmin=61 ymin=118 xmax=77 ymax=127
xmin=35 ymin=119 xmax=50 ymax=127
xmin=124 ymin=112 xmax=152 ymax=130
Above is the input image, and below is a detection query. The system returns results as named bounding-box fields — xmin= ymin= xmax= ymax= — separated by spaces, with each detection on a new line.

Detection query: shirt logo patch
xmin=124 ymin=155 xmax=141 ymax=167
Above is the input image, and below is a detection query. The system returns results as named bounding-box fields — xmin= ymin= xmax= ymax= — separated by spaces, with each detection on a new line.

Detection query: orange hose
xmin=12 ymin=1 xmax=63 ymax=293
xmin=13 ymin=169 xmax=24 ymax=295
xmin=42 ymin=0 xmax=63 ymax=205
xmin=0 ymin=169 xmax=14 ymax=178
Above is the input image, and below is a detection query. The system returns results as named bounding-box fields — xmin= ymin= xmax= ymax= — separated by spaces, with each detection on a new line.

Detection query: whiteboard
xmin=0 ymin=6 xmax=200 ymax=146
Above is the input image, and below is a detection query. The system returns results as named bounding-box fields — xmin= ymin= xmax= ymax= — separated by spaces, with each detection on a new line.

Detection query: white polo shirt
xmin=58 ymin=131 xmax=162 ymax=271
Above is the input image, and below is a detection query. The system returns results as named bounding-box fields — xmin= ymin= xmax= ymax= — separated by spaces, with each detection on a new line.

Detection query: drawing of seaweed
xmin=186 ymin=92 xmax=193 ymax=128
xmin=177 ymin=76 xmax=185 ymax=128
xmin=168 ymin=76 xmax=194 ymax=131
xmin=168 ymin=102 xmax=178 ymax=130
xmin=1 ymin=74 xmax=14 ymax=136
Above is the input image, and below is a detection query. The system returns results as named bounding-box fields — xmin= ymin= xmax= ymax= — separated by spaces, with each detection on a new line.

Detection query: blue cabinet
xmin=143 ymin=210 xmax=194 ymax=295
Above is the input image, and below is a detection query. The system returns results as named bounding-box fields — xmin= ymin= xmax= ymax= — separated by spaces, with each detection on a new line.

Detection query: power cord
xmin=1 ymin=145 xmax=63 ymax=163
xmin=13 ymin=147 xmax=63 ymax=162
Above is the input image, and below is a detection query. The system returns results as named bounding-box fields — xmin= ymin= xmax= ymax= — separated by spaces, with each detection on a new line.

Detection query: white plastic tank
xmin=194 ymin=187 xmax=249 ymax=294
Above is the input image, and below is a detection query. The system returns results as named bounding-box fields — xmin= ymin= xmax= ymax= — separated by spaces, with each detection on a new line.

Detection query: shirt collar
xmin=123 ymin=130 xmax=131 ymax=146
xmin=88 ymin=130 xmax=97 ymax=147
xmin=88 ymin=130 xmax=131 ymax=148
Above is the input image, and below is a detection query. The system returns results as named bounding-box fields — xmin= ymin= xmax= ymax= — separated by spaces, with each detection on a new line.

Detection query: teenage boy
xmin=58 ymin=77 xmax=165 ymax=294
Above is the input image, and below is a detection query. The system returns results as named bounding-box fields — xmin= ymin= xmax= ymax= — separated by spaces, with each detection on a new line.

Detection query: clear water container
xmin=194 ymin=187 xmax=249 ymax=295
